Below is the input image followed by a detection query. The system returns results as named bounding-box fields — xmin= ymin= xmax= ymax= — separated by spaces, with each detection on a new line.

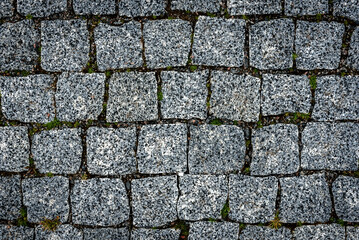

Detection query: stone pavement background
xmin=0 ymin=0 xmax=358 ymax=239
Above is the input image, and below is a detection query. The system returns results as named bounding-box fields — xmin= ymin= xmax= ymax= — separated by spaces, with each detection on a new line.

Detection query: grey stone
xmin=144 ymin=19 xmax=192 ymax=68
xmin=32 ymin=129 xmax=82 ymax=174
xmin=35 ymin=225 xmax=82 ymax=240
xmin=293 ymin=224 xmax=345 ymax=240
xmin=171 ymin=0 xmax=221 ymax=12
xmin=0 ymin=225 xmax=34 ymax=240
xmin=251 ymin=124 xmax=300 ymax=175
xmin=0 ymin=0 xmax=13 ymax=18
xmin=17 ymin=0 xmax=67 ymax=17
xmin=0 ymin=176 xmax=21 ymax=220
xmin=87 ymin=127 xmax=136 ymax=175
xmin=188 ymin=125 xmax=245 ymax=174
xmin=22 ymin=176 xmax=69 ymax=223
xmin=229 ymin=175 xmax=278 ymax=223
xmin=188 ymin=221 xmax=239 ymax=240
xmin=228 ymin=0 xmax=282 ymax=15
xmin=312 ymin=75 xmax=359 ymax=120
xmin=240 ymin=226 xmax=292 ymax=240
xmin=262 ymin=74 xmax=312 ymax=116
xmin=132 ymin=228 xmax=180 ymax=240
xmin=192 ymin=17 xmax=245 ymax=67
xmin=95 ymin=22 xmax=142 ymax=71
xmin=132 ymin=176 xmax=178 ymax=227
xmin=348 ymin=27 xmax=359 ymax=70
xmin=302 ymin=123 xmax=359 ymax=171
xmin=84 ymin=228 xmax=129 ymax=240
xmin=41 ymin=20 xmax=89 ymax=72
xmin=285 ymin=0 xmax=328 ymax=16
xmin=73 ymin=0 xmax=116 ymax=15
xmin=0 ymin=20 xmax=39 ymax=71
xmin=334 ymin=0 xmax=359 ymax=22
xmin=210 ymin=71 xmax=261 ymax=122
xmin=106 ymin=72 xmax=158 ymax=122
xmin=295 ymin=21 xmax=344 ymax=70
xmin=279 ymin=174 xmax=331 ymax=223
xmin=119 ymin=0 xmax=166 ymax=17
xmin=0 ymin=127 xmax=29 ymax=172
xmin=0 ymin=75 xmax=55 ymax=123
xmin=71 ymin=178 xmax=129 ymax=226
xmin=161 ymin=71 xmax=208 ymax=120
xmin=137 ymin=124 xmax=187 ymax=174
xmin=249 ymin=19 xmax=294 ymax=70
xmin=347 ymin=227 xmax=359 ymax=240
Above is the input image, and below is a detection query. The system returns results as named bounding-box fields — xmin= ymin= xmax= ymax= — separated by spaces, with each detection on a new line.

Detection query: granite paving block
xmin=295 ymin=21 xmax=344 ymax=70
xmin=279 ymin=174 xmax=331 ymax=223
xmin=171 ymin=0 xmax=221 ymax=12
xmin=119 ymin=0 xmax=166 ymax=17
xmin=293 ymin=224 xmax=345 ymax=240
xmin=84 ymin=228 xmax=129 ymax=240
xmin=56 ymin=73 xmax=105 ymax=122
xmin=0 ymin=176 xmax=21 ymax=220
xmin=302 ymin=123 xmax=359 ymax=171
xmin=132 ymin=228 xmax=180 ymax=240
xmin=262 ymin=74 xmax=312 ymax=116
xmin=312 ymin=75 xmax=359 ymax=120
xmin=35 ymin=225 xmax=82 ymax=240
xmin=178 ymin=175 xmax=227 ymax=221
xmin=0 ymin=75 xmax=55 ymax=123
xmin=348 ymin=27 xmax=359 ymax=70
xmin=137 ymin=124 xmax=187 ymax=174
xmin=240 ymin=226 xmax=292 ymax=240
xmin=228 ymin=0 xmax=282 ymax=15
xmin=0 ymin=20 xmax=39 ymax=71
xmin=188 ymin=125 xmax=246 ymax=174
xmin=0 ymin=225 xmax=34 ymax=240
xmin=71 ymin=178 xmax=130 ymax=226
xmin=210 ymin=71 xmax=260 ymax=122
xmin=17 ymin=0 xmax=67 ymax=17
xmin=106 ymin=72 xmax=158 ymax=122
xmin=249 ymin=18 xmax=294 ymax=70
xmin=132 ymin=176 xmax=178 ymax=227
xmin=347 ymin=227 xmax=359 ymax=240
xmin=334 ymin=0 xmax=359 ymax=22
xmin=22 ymin=176 xmax=69 ymax=223
xmin=87 ymin=127 xmax=136 ymax=175
xmin=32 ymin=129 xmax=82 ymax=174
xmin=192 ymin=17 xmax=245 ymax=67
xmin=144 ymin=19 xmax=192 ymax=68
xmin=0 ymin=127 xmax=29 ymax=172
xmin=285 ymin=0 xmax=328 ymax=16
xmin=188 ymin=221 xmax=239 ymax=240
xmin=251 ymin=124 xmax=300 ymax=175
xmin=161 ymin=71 xmax=208 ymax=120
xmin=0 ymin=0 xmax=13 ymax=18
xmin=41 ymin=20 xmax=89 ymax=72
xmin=73 ymin=0 xmax=116 ymax=15
xmin=95 ymin=22 xmax=143 ymax=70
xmin=229 ymin=175 xmax=278 ymax=223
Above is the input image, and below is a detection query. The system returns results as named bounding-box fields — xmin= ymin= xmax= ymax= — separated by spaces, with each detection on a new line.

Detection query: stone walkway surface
xmin=0 ymin=0 xmax=358 ymax=239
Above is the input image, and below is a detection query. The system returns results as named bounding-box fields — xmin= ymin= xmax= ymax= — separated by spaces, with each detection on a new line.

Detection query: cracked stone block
xmin=228 ymin=0 xmax=281 ymax=15
xmin=250 ymin=18 xmax=294 ymax=70
xmin=210 ymin=71 xmax=260 ymax=122
xmin=347 ymin=227 xmax=359 ymax=240
xmin=285 ymin=0 xmax=328 ymax=16
xmin=240 ymin=226 xmax=292 ymax=240
xmin=56 ymin=73 xmax=105 ymax=122
xmin=71 ymin=178 xmax=129 ymax=226
xmin=132 ymin=228 xmax=180 ymax=240
xmin=41 ymin=20 xmax=89 ymax=72
xmin=22 ymin=176 xmax=69 ymax=223
xmin=0 ymin=176 xmax=21 ymax=220
xmin=251 ymin=124 xmax=300 ymax=175
xmin=312 ymin=75 xmax=359 ymax=120
xmin=0 ymin=225 xmax=34 ymax=240
xmin=84 ymin=228 xmax=129 ymax=240
xmin=32 ymin=129 xmax=82 ymax=174
xmin=137 ymin=124 xmax=187 ymax=174
xmin=295 ymin=21 xmax=344 ymax=70
xmin=17 ymin=0 xmax=67 ymax=17
xmin=0 ymin=127 xmax=29 ymax=172
xmin=334 ymin=0 xmax=359 ymax=22
xmin=171 ymin=0 xmax=221 ymax=12
xmin=178 ymin=175 xmax=227 ymax=221
xmin=279 ymin=174 xmax=331 ymax=223
xmin=0 ymin=0 xmax=13 ymax=18
xmin=294 ymin=224 xmax=345 ymax=240
xmin=0 ymin=75 xmax=55 ymax=123
xmin=192 ymin=17 xmax=245 ymax=67
xmin=106 ymin=72 xmax=158 ymax=122
xmin=229 ymin=175 xmax=278 ymax=223
xmin=144 ymin=19 xmax=192 ymax=68
xmin=132 ymin=176 xmax=178 ymax=227
xmin=87 ymin=127 xmax=136 ymax=175
xmin=119 ymin=0 xmax=166 ymax=17
xmin=0 ymin=20 xmax=39 ymax=71
xmin=189 ymin=125 xmax=245 ymax=174
xmin=73 ymin=0 xmax=116 ymax=15
xmin=262 ymin=74 xmax=312 ymax=116
xmin=302 ymin=123 xmax=359 ymax=171
xmin=95 ymin=22 xmax=142 ymax=71
xmin=161 ymin=71 xmax=208 ymax=120
xmin=188 ymin=221 xmax=239 ymax=240
xmin=35 ymin=225 xmax=82 ymax=240
xmin=348 ymin=27 xmax=359 ymax=70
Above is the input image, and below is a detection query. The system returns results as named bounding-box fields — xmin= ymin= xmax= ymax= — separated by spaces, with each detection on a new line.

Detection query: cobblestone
xmin=132 ymin=228 xmax=180 ymax=240
xmin=240 ymin=225 xmax=292 ymax=240
xmin=0 ymin=175 xmax=21 ymax=220
xmin=228 ymin=0 xmax=282 ymax=15
xmin=35 ymin=225 xmax=82 ymax=240
xmin=293 ymin=224 xmax=345 ymax=240
xmin=171 ymin=0 xmax=221 ymax=13
xmin=119 ymin=0 xmax=166 ymax=17
xmin=347 ymin=227 xmax=359 ymax=240
xmin=73 ymin=0 xmax=116 ymax=15
xmin=284 ymin=0 xmax=328 ymax=16
xmin=83 ymin=228 xmax=129 ymax=239
xmin=17 ymin=0 xmax=67 ymax=17
xmin=0 ymin=225 xmax=34 ymax=240
xmin=334 ymin=0 xmax=359 ymax=23
xmin=0 ymin=0 xmax=13 ymax=18
xmin=188 ymin=221 xmax=239 ymax=240
xmin=348 ymin=27 xmax=359 ymax=70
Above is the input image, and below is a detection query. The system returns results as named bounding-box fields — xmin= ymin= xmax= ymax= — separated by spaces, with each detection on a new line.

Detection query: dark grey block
xmin=347 ymin=227 xmax=359 ymax=240
xmin=119 ymin=0 xmax=166 ymax=17
xmin=73 ymin=0 xmax=116 ymax=15
xmin=171 ymin=0 xmax=221 ymax=12
xmin=84 ymin=228 xmax=129 ymax=240
xmin=334 ymin=0 xmax=359 ymax=22
xmin=35 ymin=225 xmax=82 ymax=240
xmin=0 ymin=0 xmax=13 ymax=18
xmin=228 ymin=0 xmax=282 ymax=15
xmin=188 ymin=221 xmax=239 ymax=240
xmin=240 ymin=226 xmax=292 ymax=240
xmin=293 ymin=224 xmax=345 ymax=240
xmin=285 ymin=0 xmax=328 ymax=16
xmin=131 ymin=228 xmax=180 ymax=240
xmin=348 ymin=27 xmax=359 ymax=70
xmin=17 ymin=0 xmax=67 ymax=17
xmin=0 ymin=175 xmax=21 ymax=220
xmin=0 ymin=225 xmax=34 ymax=240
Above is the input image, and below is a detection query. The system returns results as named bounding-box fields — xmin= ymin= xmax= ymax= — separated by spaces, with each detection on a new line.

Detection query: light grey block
xmin=131 ymin=228 xmax=180 ymax=240
xmin=334 ymin=0 xmax=359 ymax=22
xmin=0 ymin=0 xmax=13 ymax=18
xmin=83 ymin=228 xmax=129 ymax=240
xmin=188 ymin=221 xmax=239 ymax=240
xmin=0 ymin=225 xmax=34 ymax=240
xmin=347 ymin=227 xmax=359 ymax=240
xmin=17 ymin=0 xmax=67 ymax=17
xmin=35 ymin=225 xmax=82 ymax=240
xmin=73 ymin=0 xmax=116 ymax=15
xmin=119 ymin=0 xmax=166 ymax=17
xmin=171 ymin=0 xmax=221 ymax=12
xmin=0 ymin=175 xmax=21 ymax=220
xmin=228 ymin=0 xmax=282 ymax=15
xmin=348 ymin=27 xmax=359 ymax=70
xmin=240 ymin=226 xmax=292 ymax=240
xmin=293 ymin=224 xmax=345 ymax=240
xmin=285 ymin=0 xmax=328 ymax=16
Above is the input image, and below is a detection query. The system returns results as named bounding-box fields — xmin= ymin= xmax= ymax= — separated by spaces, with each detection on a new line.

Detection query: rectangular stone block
xmin=171 ymin=0 xmax=221 ymax=12
xmin=73 ymin=0 xmax=116 ymax=15
xmin=228 ymin=0 xmax=282 ymax=15
xmin=132 ymin=228 xmax=180 ymax=240
xmin=0 ymin=175 xmax=21 ymax=220
xmin=284 ymin=0 xmax=328 ymax=16
xmin=0 ymin=0 xmax=13 ymax=18
xmin=188 ymin=221 xmax=239 ymax=240
xmin=240 ymin=226 xmax=292 ymax=240
xmin=0 ymin=225 xmax=34 ymax=240
xmin=119 ymin=0 xmax=166 ymax=17
xmin=84 ymin=228 xmax=129 ymax=240
xmin=348 ymin=27 xmax=359 ymax=70
xmin=294 ymin=224 xmax=345 ymax=240
xmin=17 ymin=0 xmax=66 ymax=17
xmin=334 ymin=0 xmax=359 ymax=23
xmin=35 ymin=225 xmax=82 ymax=240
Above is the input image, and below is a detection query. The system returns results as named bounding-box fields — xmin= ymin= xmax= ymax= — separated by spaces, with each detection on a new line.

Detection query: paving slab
xmin=17 ymin=0 xmax=67 ymax=17
xmin=132 ymin=228 xmax=180 ymax=240
xmin=0 ymin=225 xmax=34 ymax=240
xmin=240 ymin=225 xmax=292 ymax=240
xmin=35 ymin=225 xmax=82 ymax=240
xmin=293 ymin=224 xmax=345 ymax=240
xmin=284 ymin=0 xmax=328 ymax=16
xmin=188 ymin=221 xmax=239 ymax=240
xmin=228 ymin=0 xmax=282 ymax=15
xmin=73 ymin=0 xmax=116 ymax=15
xmin=171 ymin=0 xmax=221 ymax=12
xmin=334 ymin=0 xmax=359 ymax=23
xmin=0 ymin=175 xmax=21 ymax=220
xmin=83 ymin=228 xmax=129 ymax=240
xmin=348 ymin=27 xmax=359 ymax=70
xmin=347 ymin=227 xmax=359 ymax=240
xmin=0 ymin=0 xmax=13 ymax=18
xmin=119 ymin=0 xmax=166 ymax=17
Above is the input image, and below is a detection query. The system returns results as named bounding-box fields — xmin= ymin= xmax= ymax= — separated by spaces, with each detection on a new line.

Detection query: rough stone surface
xmin=22 ymin=176 xmax=69 ymax=223
xmin=210 ymin=71 xmax=260 ymax=122
xmin=71 ymin=178 xmax=129 ymax=226
xmin=32 ymin=129 xmax=82 ymax=174
xmin=73 ymin=0 xmax=116 ymax=15
xmin=119 ymin=0 xmax=166 ymax=17
xmin=95 ymin=22 xmax=143 ymax=70
xmin=132 ymin=176 xmax=178 ymax=227
xmin=295 ymin=21 xmax=344 ymax=70
xmin=0 ymin=225 xmax=34 ymax=240
xmin=137 ymin=124 xmax=187 ymax=174
xmin=188 ymin=221 xmax=239 ymax=240
xmin=35 ymin=225 xmax=82 ymax=240
xmin=302 ymin=123 xmax=359 ymax=171
xmin=192 ymin=17 xmax=245 ymax=67
xmin=285 ymin=0 xmax=328 ymax=16
xmin=144 ymin=19 xmax=192 ymax=68
xmin=250 ymin=19 xmax=294 ymax=70
xmin=171 ymin=0 xmax=221 ymax=12
xmin=132 ymin=228 xmax=180 ymax=240
xmin=0 ymin=175 xmax=21 ymax=220
xmin=228 ymin=0 xmax=282 ymax=15
xmin=189 ymin=125 xmax=246 ymax=174
xmin=0 ymin=0 xmax=13 ymax=18
xmin=17 ymin=0 xmax=67 ymax=17
xmin=161 ymin=71 xmax=208 ymax=120
xmin=334 ymin=0 xmax=359 ymax=22
xmin=279 ymin=174 xmax=331 ymax=223
xmin=240 ymin=226 xmax=292 ymax=240
xmin=229 ymin=175 xmax=278 ymax=223
xmin=293 ymin=224 xmax=345 ymax=240
xmin=84 ymin=228 xmax=129 ymax=240
xmin=347 ymin=227 xmax=359 ymax=240
xmin=106 ymin=72 xmax=158 ymax=122
xmin=348 ymin=27 xmax=359 ymax=70
xmin=41 ymin=20 xmax=89 ymax=72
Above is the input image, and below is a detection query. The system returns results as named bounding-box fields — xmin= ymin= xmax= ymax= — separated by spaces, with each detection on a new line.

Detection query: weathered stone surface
xmin=0 ymin=0 xmax=13 ymax=18
xmin=347 ymin=227 xmax=359 ymax=240
xmin=84 ymin=228 xmax=129 ymax=240
xmin=0 ymin=175 xmax=21 ymax=220
xmin=35 ymin=225 xmax=82 ymax=240
xmin=171 ymin=0 xmax=221 ymax=12
xmin=132 ymin=228 xmax=180 ymax=240
xmin=228 ymin=0 xmax=281 ymax=15
xmin=348 ymin=27 xmax=359 ymax=70
xmin=293 ymin=224 xmax=345 ymax=240
xmin=17 ymin=0 xmax=67 ymax=17
xmin=73 ymin=0 xmax=116 ymax=15
xmin=119 ymin=0 xmax=166 ymax=17
xmin=71 ymin=178 xmax=129 ymax=226
xmin=0 ymin=225 xmax=34 ymax=240
xmin=284 ymin=0 xmax=328 ymax=16
xmin=334 ymin=0 xmax=359 ymax=23
xmin=240 ymin=226 xmax=292 ymax=240
xmin=188 ymin=221 xmax=239 ymax=240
